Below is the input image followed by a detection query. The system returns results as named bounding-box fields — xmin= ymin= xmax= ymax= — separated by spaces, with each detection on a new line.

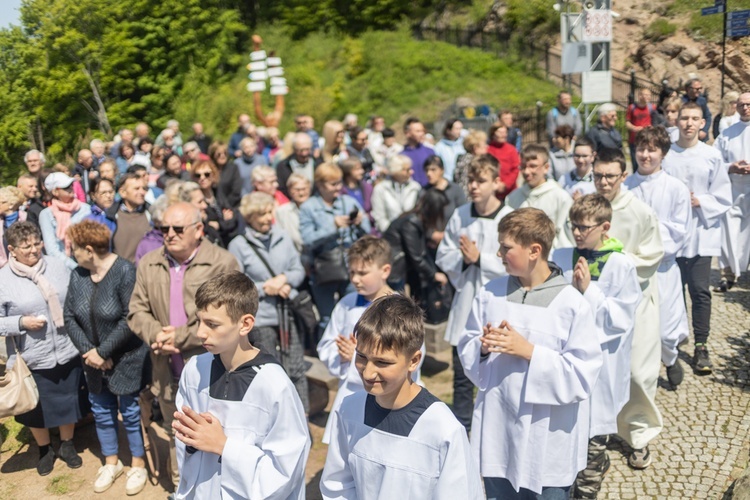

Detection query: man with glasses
xmin=714 ymin=92 xmax=750 ymax=291
xmin=681 ymin=78 xmax=712 ymax=142
xmin=277 ymin=132 xmax=322 ymax=198
xmin=105 ymin=172 xmax=151 ymax=263
xmin=128 ymin=202 xmax=240 ymax=491
xmin=593 ymin=147 xmax=664 ymax=470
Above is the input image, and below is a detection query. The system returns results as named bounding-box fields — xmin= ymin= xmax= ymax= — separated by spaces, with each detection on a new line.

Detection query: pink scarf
xmin=8 ymin=256 xmax=65 ymax=328
xmin=49 ymin=198 xmax=82 ymax=256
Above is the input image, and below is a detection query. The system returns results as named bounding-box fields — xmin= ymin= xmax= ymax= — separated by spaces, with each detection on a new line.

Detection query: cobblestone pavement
xmin=597 ymin=269 xmax=750 ymax=499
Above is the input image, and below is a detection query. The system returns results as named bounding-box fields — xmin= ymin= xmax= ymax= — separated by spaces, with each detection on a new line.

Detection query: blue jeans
xmin=89 ymin=387 xmax=145 ymax=458
xmin=484 ymin=477 xmax=571 ymax=500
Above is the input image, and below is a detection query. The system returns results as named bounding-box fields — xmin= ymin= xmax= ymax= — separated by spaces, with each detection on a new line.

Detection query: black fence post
xmin=629 ymin=69 xmax=636 ymax=106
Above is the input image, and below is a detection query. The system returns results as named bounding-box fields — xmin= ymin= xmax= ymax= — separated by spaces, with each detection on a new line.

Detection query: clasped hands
xmin=83 ymin=348 xmax=113 ymax=371
xmin=151 ymin=325 xmax=180 ymax=355
xmin=173 ymin=406 xmax=227 ymax=456
xmin=263 ymin=274 xmax=291 ymax=298
xmin=459 ymin=235 xmax=480 ymax=265
xmin=480 ymin=320 xmax=534 ymax=361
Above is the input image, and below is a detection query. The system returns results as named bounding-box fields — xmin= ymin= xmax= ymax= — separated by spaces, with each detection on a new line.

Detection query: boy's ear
xmin=380 ymin=263 xmax=392 ymax=279
xmin=601 ymin=221 xmax=611 ymax=234
xmin=408 ymin=349 xmax=422 ymax=373
xmin=529 ymin=242 xmax=543 ymax=261
xmin=238 ymin=313 xmax=256 ymax=337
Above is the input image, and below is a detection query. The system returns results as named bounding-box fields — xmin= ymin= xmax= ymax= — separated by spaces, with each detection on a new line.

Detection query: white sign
xmin=562 ymin=42 xmax=592 ymax=74
xmin=582 ymin=71 xmax=612 ymax=103
xmin=584 ymin=10 xmax=612 ymax=41
xmin=561 ymin=13 xmax=584 ymax=43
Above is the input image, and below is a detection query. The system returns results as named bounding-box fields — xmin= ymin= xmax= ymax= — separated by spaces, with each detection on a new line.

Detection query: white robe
xmin=663 ymin=142 xmax=732 ymax=258
xmin=459 ymin=276 xmax=602 ymax=493
xmin=714 ymin=119 xmax=750 ymax=277
xmin=505 ymin=181 xmax=575 ymax=248
xmin=607 ymin=189 xmax=665 ymax=449
xmin=436 ymin=202 xmax=513 ymax=346
xmin=552 ymin=248 xmax=642 ymax=437
xmin=317 ymin=292 xmax=426 ymax=444
xmin=175 ymin=353 xmax=310 ymax=500
xmin=624 ymin=171 xmax=691 ymax=366
xmin=320 ymin=390 xmax=484 ymax=500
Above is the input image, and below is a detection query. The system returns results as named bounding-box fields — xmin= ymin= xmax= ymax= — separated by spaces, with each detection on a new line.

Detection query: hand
xmin=430 ymin=231 xmax=445 ymax=245
xmin=88 ymin=170 xmax=99 ymax=180
xmin=263 ymin=274 xmax=287 ymax=296
xmin=151 ymin=326 xmax=180 ymax=355
xmin=102 ymin=359 xmax=114 ymax=371
xmin=572 ymin=190 xmax=582 ymax=200
xmin=208 ymin=221 xmax=220 ymax=230
xmin=352 ymin=211 xmax=364 ymax=226
xmin=173 ymin=406 xmax=227 ymax=456
xmin=278 ymin=283 xmax=292 ymax=299
xmin=222 ymin=208 xmax=234 ymax=221
xmin=21 ymin=315 xmax=47 ymax=330
xmin=83 ymin=348 xmax=107 ymax=369
xmin=459 ymin=235 xmax=480 ymax=265
xmin=480 ymin=321 xmax=534 ymax=360
xmin=690 ymin=193 xmax=701 ymax=207
xmin=334 ymin=215 xmax=351 ymax=228
xmin=336 ymin=334 xmax=357 ymax=363
xmin=572 ymin=256 xmax=591 ymax=293
xmin=434 ymin=272 xmax=448 ymax=286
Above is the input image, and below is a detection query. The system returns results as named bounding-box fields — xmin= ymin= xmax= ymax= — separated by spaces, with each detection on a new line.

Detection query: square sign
xmin=584 ymin=10 xmax=612 ymax=42
xmin=582 ymin=71 xmax=613 ymax=104
xmin=562 ymin=42 xmax=592 ymax=74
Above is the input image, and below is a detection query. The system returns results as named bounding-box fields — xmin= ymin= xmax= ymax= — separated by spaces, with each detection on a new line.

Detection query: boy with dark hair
xmin=552 ymin=195 xmax=642 ymax=498
xmin=593 ymin=147 xmax=664 ymax=469
xmin=320 ymin=295 xmax=483 ymax=499
xmin=436 ymin=154 xmax=513 ymax=432
xmin=317 ymin=236 xmax=426 ymax=443
xmin=559 ymin=138 xmax=597 ymax=199
xmin=459 ymin=207 xmax=602 ymax=498
xmin=173 ymin=271 xmax=310 ymax=499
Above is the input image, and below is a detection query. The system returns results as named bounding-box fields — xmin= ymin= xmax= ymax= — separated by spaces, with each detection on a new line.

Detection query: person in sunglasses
xmin=128 ymin=202 xmax=240 ymax=489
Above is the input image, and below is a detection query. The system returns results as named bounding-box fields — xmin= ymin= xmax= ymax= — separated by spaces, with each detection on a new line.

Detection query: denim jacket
xmin=299 ymin=194 xmax=370 ymax=259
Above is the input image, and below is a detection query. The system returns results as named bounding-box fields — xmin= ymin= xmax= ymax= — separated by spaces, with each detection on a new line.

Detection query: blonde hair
xmin=177 ymin=181 xmax=201 ymax=203
xmin=314 ymin=163 xmax=343 ymax=184
xmin=721 ymin=91 xmax=741 ymax=116
xmin=0 ymin=186 xmax=26 ymax=209
xmin=322 ymin=120 xmax=344 ymax=161
xmin=462 ymin=130 xmax=488 ymax=155
xmin=387 ymin=155 xmax=412 ymax=175
xmin=239 ymin=191 xmax=275 ymax=220
xmin=251 ymin=165 xmax=276 ymax=184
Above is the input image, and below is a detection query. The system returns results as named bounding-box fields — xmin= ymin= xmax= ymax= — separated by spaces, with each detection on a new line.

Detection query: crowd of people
xmin=0 ymin=77 xmax=748 ymax=499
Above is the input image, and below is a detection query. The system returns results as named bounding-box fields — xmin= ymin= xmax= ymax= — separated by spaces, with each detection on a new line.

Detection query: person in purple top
xmin=401 ymin=118 xmax=435 ymax=187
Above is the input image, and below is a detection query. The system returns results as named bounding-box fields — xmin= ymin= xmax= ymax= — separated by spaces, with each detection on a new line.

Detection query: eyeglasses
xmin=593 ymin=173 xmax=622 ymax=182
xmin=159 ymin=222 xmax=199 ymax=235
xmin=573 ymin=154 xmax=592 ymax=158
xmin=185 ymin=149 xmax=197 ymax=154
xmin=690 ymin=87 xmax=703 ymax=91
xmin=16 ymin=241 xmax=44 ymax=252
xmin=737 ymin=103 xmax=750 ymax=108
xmin=194 ymin=172 xmax=212 ymax=179
xmin=568 ymin=221 xmax=602 ymax=233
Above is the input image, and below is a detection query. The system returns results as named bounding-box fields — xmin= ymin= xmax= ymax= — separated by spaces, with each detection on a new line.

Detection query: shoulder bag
xmin=0 ymin=336 xmax=40 ymax=418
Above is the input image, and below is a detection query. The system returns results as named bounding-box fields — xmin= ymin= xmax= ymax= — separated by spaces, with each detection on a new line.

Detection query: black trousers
xmin=452 ymin=346 xmax=474 ymax=432
xmin=677 ymin=256 xmax=712 ymax=345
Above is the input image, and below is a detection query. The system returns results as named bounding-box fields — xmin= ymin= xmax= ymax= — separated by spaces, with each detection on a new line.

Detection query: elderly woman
xmin=208 ymin=141 xmax=243 ymax=208
xmin=64 ymin=221 xmax=150 ymax=494
xmin=299 ymin=163 xmax=370 ymax=341
xmin=39 ymin=172 xmax=91 ymax=270
xmin=251 ymin=165 xmax=289 ymax=206
xmin=0 ymin=186 xmax=28 ymax=268
xmin=0 ymin=222 xmax=82 ymax=475
xmin=228 ymin=192 xmax=310 ymax=413
xmin=454 ymin=129 xmax=488 ymax=193
xmin=276 ymin=173 xmax=311 ymax=254
xmin=86 ymin=177 xmax=117 ymax=234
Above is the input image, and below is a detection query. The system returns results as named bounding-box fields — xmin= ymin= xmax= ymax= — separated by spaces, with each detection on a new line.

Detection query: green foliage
xmin=644 ymin=19 xmax=678 ymax=41
xmin=667 ymin=0 xmax=750 ymax=41
xmin=504 ymin=0 xmax=559 ymax=38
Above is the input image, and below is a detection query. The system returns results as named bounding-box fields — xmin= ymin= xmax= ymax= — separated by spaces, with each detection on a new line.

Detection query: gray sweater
xmin=0 ymin=257 xmax=79 ymax=370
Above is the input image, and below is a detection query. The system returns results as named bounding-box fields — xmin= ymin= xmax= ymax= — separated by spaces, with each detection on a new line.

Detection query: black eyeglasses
xmin=567 ymin=221 xmax=602 ymax=233
xmin=159 ymin=222 xmax=199 ymax=235
xmin=593 ymin=173 xmax=622 ymax=182
xmin=194 ymin=172 xmax=211 ymax=179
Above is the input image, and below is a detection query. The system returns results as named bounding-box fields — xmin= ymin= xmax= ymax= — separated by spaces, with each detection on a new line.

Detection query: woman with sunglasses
xmin=209 ymin=141 xmax=243 ymax=208
xmin=191 ymin=159 xmax=242 ymax=247
xmin=39 ymin=172 xmax=91 ymax=270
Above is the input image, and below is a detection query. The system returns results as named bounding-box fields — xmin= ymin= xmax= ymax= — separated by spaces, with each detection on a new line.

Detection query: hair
xmin=117 ymin=172 xmax=142 ymax=192
xmin=191 ymin=159 xmax=219 ymax=187
xmin=573 ymin=138 xmax=595 ymax=153
xmin=120 ymin=143 xmax=135 ymax=156
xmin=497 ymin=207 xmax=556 ymax=260
xmin=24 ymin=149 xmax=46 ymax=165
xmin=597 ymin=103 xmax=616 ymax=116
xmin=98 ymin=159 xmax=117 ymax=178
xmin=443 ymin=119 xmax=460 ymax=136
xmin=251 ymin=165 xmax=276 ymax=184
xmin=138 ymin=136 xmax=154 ymax=150
xmin=594 ymin=147 xmax=627 ymax=173
xmin=52 ymin=163 xmax=70 ymax=174
xmin=339 ymin=158 xmax=363 ymax=183
xmin=323 ymin=120 xmax=344 ymax=157
xmin=126 ymin=164 xmax=147 ymax=174
xmin=663 ymin=96 xmax=683 ymax=111
xmin=67 ymin=220 xmax=111 ymax=255
xmin=403 ymin=117 xmax=421 ymax=133
xmin=347 ymin=235 xmax=392 ymax=267
xmin=183 ymin=141 xmax=200 ymax=152
xmin=239 ymin=137 xmax=257 ymax=150
xmin=720 ymin=91 xmax=741 ymax=116
xmin=488 ymin=123 xmax=508 ymax=142
xmin=684 ymin=77 xmax=701 ymax=91
xmin=314 ymin=163 xmax=344 ymax=184
xmin=462 ymin=130 xmax=488 ymax=154
xmin=89 ymin=138 xmax=104 ymax=149
xmin=522 ymin=144 xmax=550 ymax=164
xmin=343 ymin=113 xmax=358 ymax=128
xmin=569 ymin=193 xmax=613 ymax=225
xmin=177 ymin=181 xmax=202 ymax=203
xmin=286 ymin=173 xmax=311 ymax=189
xmin=149 ymin=194 xmax=170 ymax=225
xmin=468 ymin=153 xmax=499 ymax=179
xmin=89 ymin=177 xmax=114 ymax=197
xmin=167 ymin=119 xmax=179 ymax=128
xmin=558 ymin=90 xmax=572 ymax=99
xmin=195 ymin=271 xmax=259 ymax=322
xmin=382 ymin=128 xmax=396 ymax=139
xmin=634 ymin=126 xmax=671 ymax=156
xmin=0 ymin=186 xmax=25 ymax=209
xmin=679 ymin=101 xmax=704 ymax=118
xmin=554 ymin=124 xmax=575 ymax=140
xmin=239 ymin=191 xmax=275 ymax=220
xmin=353 ymin=294 xmax=424 ymax=357
xmin=208 ymin=141 xmax=229 ymax=166
xmin=349 ymin=126 xmax=365 ymax=142
xmin=6 ymin=221 xmax=42 ymax=248
xmin=415 ymin=188 xmax=447 ymax=232
xmin=387 ymin=155 xmax=412 ymax=175
xmin=423 ymin=155 xmax=444 ymax=172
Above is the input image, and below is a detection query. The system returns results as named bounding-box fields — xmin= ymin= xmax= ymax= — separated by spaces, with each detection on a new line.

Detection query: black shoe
xmin=666 ymin=359 xmax=684 ymax=387
xmin=58 ymin=440 xmax=82 ymax=469
xmin=37 ymin=447 xmax=56 ymax=476
xmin=693 ymin=345 xmax=713 ymax=374
xmin=151 ymin=398 xmax=164 ymax=423
xmin=713 ymin=279 xmax=734 ymax=292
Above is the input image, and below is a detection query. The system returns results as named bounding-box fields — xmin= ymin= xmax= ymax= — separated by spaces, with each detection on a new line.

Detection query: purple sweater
xmin=402 ymin=143 xmax=435 ymax=187
xmin=135 ymin=229 xmax=164 ymax=266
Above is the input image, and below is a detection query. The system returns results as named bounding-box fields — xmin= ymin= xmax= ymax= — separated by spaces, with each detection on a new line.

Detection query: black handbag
xmin=422 ymin=283 xmax=453 ymax=325
xmin=313 ymin=244 xmax=349 ymax=284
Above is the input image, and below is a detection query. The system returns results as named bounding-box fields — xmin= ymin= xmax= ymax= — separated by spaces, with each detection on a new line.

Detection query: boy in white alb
xmin=435 ymin=154 xmax=513 ymax=431
xmin=559 ymin=138 xmax=598 ymax=199
xmin=460 ymin=208 xmax=602 ymax=498
xmin=714 ymin=92 xmax=750 ymax=290
xmin=172 ymin=272 xmax=309 ymax=500
xmin=506 ymin=144 xmax=574 ymax=248
xmin=624 ymin=126 xmax=691 ymax=382
xmin=552 ymin=194 xmax=642 ymax=499
xmin=664 ymin=103 xmax=732 ymax=374
xmin=593 ymin=147 xmax=664 ymax=469
xmin=317 ymin=236 xmax=425 ymax=443
xmin=321 ymin=295 xmax=484 ymax=500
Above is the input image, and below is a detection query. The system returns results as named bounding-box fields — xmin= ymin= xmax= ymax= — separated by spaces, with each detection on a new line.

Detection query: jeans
xmin=677 ymin=256 xmax=712 ymax=345
xmin=484 ymin=477 xmax=571 ymax=500
xmin=452 ymin=346 xmax=474 ymax=432
xmin=311 ymin=280 xmax=355 ymax=345
xmin=89 ymin=387 xmax=144 ymax=459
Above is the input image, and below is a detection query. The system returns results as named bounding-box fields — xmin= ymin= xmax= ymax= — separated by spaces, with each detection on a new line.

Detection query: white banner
xmin=582 ymin=71 xmax=612 ymax=104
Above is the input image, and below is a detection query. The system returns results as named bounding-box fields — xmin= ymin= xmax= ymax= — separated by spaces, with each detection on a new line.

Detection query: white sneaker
xmin=125 ymin=466 xmax=148 ymax=496
xmin=94 ymin=460 xmax=124 ymax=493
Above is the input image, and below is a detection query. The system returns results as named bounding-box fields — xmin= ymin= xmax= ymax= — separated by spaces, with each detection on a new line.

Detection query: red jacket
xmin=487 ymin=142 xmax=520 ymax=200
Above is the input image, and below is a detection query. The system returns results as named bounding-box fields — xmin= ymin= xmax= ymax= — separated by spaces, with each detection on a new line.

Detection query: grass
xmin=0 ymin=417 xmax=31 ymax=454
xmin=644 ymin=19 xmax=678 ymax=41
xmin=667 ymin=0 xmax=750 ymax=41
xmin=45 ymin=474 xmax=83 ymax=496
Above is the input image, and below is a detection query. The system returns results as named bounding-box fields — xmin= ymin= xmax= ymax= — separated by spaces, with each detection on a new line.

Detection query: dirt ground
xmin=0 ymin=348 xmax=454 ymax=500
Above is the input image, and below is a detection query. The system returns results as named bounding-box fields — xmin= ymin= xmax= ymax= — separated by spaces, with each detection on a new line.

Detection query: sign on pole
xmin=582 ymin=71 xmax=613 ymax=103
xmin=702 ymin=5 xmax=724 ymax=15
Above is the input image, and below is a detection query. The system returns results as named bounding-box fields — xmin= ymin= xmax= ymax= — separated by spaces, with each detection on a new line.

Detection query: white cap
xmin=44 ymin=172 xmax=75 ymax=192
